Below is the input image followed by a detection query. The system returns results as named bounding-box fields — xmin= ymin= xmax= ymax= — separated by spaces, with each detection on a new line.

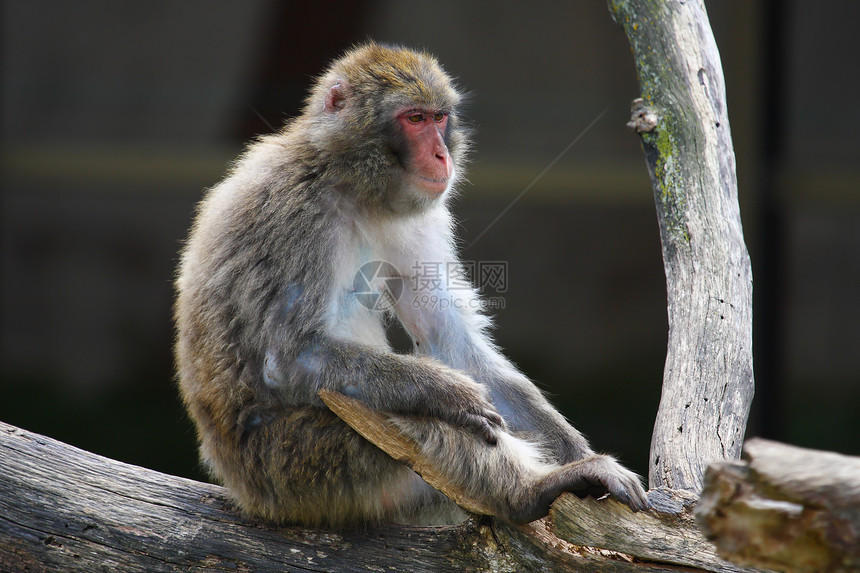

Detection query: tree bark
xmin=608 ymin=0 xmax=755 ymax=492
xmin=696 ymin=438 xmax=860 ymax=573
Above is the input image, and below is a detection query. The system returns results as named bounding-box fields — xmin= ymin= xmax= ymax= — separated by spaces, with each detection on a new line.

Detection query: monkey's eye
xmin=407 ymin=113 xmax=424 ymax=124
xmin=433 ymin=113 xmax=446 ymax=123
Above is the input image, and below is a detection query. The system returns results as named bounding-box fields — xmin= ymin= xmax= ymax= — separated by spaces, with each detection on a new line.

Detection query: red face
xmin=397 ymin=109 xmax=453 ymax=195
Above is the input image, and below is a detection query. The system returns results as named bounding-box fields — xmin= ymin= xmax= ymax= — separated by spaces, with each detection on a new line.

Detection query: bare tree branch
xmin=609 ymin=0 xmax=755 ymax=492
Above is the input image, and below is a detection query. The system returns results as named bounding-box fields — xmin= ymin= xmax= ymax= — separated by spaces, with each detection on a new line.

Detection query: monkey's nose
xmin=435 ymin=149 xmax=453 ymax=178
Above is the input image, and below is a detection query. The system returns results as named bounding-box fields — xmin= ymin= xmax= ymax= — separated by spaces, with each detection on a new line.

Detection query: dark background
xmin=2 ymin=1 xmax=858 ymax=483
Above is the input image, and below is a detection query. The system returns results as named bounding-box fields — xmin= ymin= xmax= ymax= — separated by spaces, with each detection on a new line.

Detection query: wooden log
xmin=0 ymin=420 xmax=686 ymax=572
xmin=696 ymin=438 xmax=860 ymax=573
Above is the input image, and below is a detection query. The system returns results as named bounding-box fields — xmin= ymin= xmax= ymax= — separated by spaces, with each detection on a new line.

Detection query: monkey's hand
xmin=512 ymin=454 xmax=648 ymax=523
xmin=558 ymin=455 xmax=649 ymax=512
xmin=426 ymin=371 xmax=507 ymax=446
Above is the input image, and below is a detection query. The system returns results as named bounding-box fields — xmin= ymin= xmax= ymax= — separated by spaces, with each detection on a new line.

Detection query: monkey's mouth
xmin=415 ymin=176 xmax=449 ymax=194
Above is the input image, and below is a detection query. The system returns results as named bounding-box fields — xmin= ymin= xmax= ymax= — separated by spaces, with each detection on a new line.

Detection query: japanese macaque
xmin=175 ymin=43 xmax=647 ymax=528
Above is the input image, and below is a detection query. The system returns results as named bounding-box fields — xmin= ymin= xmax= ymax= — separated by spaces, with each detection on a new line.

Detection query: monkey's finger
xmin=605 ymin=474 xmax=648 ymax=512
xmin=616 ymin=470 xmax=649 ymax=511
xmin=625 ymin=481 xmax=650 ymax=512
xmin=607 ymin=482 xmax=632 ymax=507
xmin=620 ymin=487 xmax=648 ymax=512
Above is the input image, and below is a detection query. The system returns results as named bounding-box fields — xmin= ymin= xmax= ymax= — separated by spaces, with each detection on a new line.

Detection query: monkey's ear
xmin=324 ymin=80 xmax=349 ymax=113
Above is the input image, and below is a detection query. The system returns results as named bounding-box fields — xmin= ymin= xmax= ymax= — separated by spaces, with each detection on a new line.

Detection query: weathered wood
xmin=696 ymin=438 xmax=860 ymax=573
xmin=550 ymin=492 xmax=746 ymax=572
xmin=608 ymin=0 xmax=755 ymax=492
xmin=0 ymin=420 xmax=688 ymax=572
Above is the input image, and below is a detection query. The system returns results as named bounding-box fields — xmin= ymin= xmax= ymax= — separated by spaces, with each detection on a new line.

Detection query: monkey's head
xmin=301 ymin=43 xmax=469 ymax=214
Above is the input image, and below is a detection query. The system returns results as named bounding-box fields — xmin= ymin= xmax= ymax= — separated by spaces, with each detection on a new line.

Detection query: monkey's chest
xmin=326 ymin=246 xmax=399 ymax=350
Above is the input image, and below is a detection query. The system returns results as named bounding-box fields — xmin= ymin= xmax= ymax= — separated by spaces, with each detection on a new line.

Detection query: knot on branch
xmin=626 ymin=98 xmax=659 ymax=133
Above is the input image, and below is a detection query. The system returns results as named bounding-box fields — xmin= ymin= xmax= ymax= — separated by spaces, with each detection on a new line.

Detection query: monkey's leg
xmin=391 ymin=416 xmax=648 ymax=524
xmin=202 ymin=403 xmax=460 ymax=527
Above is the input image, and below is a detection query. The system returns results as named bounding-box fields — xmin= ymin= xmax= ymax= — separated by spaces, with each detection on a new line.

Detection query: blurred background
xmin=2 ymin=1 xmax=858 ymax=483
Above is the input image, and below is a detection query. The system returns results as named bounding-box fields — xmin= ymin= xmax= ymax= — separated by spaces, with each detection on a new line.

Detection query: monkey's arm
xmin=271 ymin=336 xmax=506 ymax=444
